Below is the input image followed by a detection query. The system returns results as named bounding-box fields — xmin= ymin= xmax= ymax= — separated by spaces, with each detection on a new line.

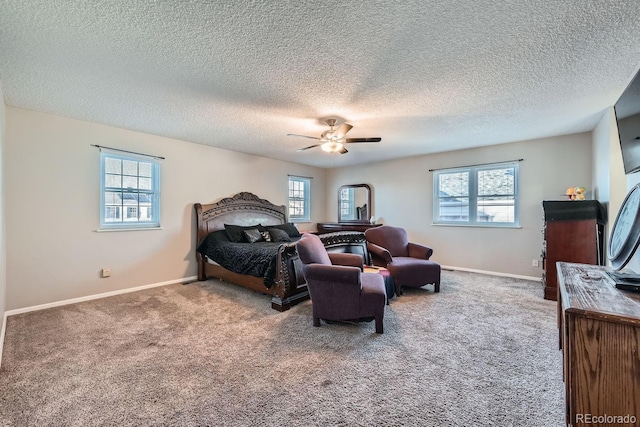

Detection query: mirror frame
xmin=338 ymin=184 xmax=372 ymax=223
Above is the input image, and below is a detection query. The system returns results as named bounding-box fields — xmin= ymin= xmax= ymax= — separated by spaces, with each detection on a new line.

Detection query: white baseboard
xmin=441 ymin=265 xmax=541 ymax=282
xmin=4 ymin=276 xmax=198 ymax=318
xmin=0 ymin=312 xmax=6 ymax=368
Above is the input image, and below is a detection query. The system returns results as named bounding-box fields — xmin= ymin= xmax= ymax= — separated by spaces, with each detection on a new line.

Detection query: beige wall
xmin=592 ymin=109 xmax=613 ymax=204
xmin=5 ymin=107 xmax=326 ymax=310
xmin=592 ymin=107 xmax=627 ymax=267
xmin=327 ymin=133 xmax=594 ymax=278
xmin=0 ymin=83 xmax=6 ymax=365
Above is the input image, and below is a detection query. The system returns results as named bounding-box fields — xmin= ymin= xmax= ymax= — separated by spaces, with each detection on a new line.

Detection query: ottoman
xmin=364 ymin=267 xmax=395 ymax=303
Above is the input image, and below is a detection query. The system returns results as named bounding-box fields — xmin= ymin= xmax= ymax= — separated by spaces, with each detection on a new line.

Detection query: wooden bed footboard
xmin=270 ymin=242 xmax=308 ymax=311
xmin=196 ymin=243 xmax=308 ymax=312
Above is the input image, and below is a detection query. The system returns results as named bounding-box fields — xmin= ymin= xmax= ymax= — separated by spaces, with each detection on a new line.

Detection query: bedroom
xmin=1 ymin=1 xmax=640 ymax=425
xmin=1 ymin=109 xmax=603 ymax=309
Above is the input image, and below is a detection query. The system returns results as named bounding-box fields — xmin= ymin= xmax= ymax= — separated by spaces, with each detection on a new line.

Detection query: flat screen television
xmin=614 ymin=68 xmax=640 ymax=174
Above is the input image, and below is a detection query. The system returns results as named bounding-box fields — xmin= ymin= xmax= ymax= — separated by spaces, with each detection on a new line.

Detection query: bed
xmin=195 ymin=192 xmax=371 ymax=311
xmin=195 ymin=192 xmax=308 ymax=311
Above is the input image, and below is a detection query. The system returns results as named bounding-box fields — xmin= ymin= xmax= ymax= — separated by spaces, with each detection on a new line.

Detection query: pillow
xmin=260 ymin=231 xmax=272 ymax=242
xmin=196 ymin=229 xmax=229 ymax=253
xmin=224 ymin=224 xmax=262 ymax=243
xmin=269 ymin=228 xmax=291 ymax=242
xmin=266 ymin=223 xmax=301 ymax=238
xmin=243 ymin=228 xmax=264 ymax=243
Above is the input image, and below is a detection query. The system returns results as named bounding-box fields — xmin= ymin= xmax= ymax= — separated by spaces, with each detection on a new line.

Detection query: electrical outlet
xmin=101 ymin=268 xmax=111 ymax=278
xmin=532 ymin=259 xmax=539 ymax=267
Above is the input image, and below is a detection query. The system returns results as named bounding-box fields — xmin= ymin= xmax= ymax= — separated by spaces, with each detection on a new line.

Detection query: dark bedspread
xmin=197 ymin=230 xmax=300 ymax=288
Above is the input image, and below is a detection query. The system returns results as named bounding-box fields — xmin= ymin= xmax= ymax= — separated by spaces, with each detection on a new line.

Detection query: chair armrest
xmin=408 ymin=242 xmax=433 ymax=259
xmin=328 ymin=252 xmax=364 ymax=270
xmin=303 ymin=264 xmax=361 ymax=285
xmin=367 ymin=242 xmax=392 ymax=265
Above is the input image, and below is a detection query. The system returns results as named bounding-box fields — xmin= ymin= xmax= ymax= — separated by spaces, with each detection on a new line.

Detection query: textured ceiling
xmin=1 ymin=1 xmax=640 ymax=168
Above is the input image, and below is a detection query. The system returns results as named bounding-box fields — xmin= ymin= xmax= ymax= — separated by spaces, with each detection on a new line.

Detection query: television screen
xmin=614 ymin=69 xmax=640 ymax=174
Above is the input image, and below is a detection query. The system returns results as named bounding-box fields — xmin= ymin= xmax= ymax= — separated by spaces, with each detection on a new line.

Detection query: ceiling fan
xmin=288 ymin=119 xmax=381 ymax=154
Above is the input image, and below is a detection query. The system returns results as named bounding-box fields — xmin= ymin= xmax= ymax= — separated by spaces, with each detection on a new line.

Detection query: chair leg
xmin=374 ymin=315 xmax=383 ymax=334
xmin=313 ymin=317 xmax=321 ymax=327
xmin=434 ymin=282 xmax=440 ymax=293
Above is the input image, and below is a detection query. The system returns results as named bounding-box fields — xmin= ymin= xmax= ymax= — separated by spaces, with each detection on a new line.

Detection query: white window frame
xmin=100 ymin=150 xmax=161 ymax=230
xmin=288 ymin=176 xmax=311 ymax=223
xmin=433 ymin=162 xmax=519 ymax=227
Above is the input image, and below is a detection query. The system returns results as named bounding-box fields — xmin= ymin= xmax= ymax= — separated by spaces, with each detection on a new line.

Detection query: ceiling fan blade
xmin=287 ymin=133 xmax=321 ymax=140
xmin=339 ymin=146 xmax=348 ymax=154
xmin=296 ymin=144 xmax=321 ymax=152
xmin=332 ymin=123 xmax=353 ymax=139
xmin=345 ymin=137 xmax=382 ymax=143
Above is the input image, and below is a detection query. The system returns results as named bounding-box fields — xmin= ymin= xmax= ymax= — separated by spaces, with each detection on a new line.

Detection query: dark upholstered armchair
xmin=365 ymin=225 xmax=441 ymax=295
xmin=296 ymin=233 xmax=387 ymax=334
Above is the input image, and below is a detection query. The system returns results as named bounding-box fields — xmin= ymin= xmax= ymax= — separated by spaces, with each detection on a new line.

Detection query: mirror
xmin=338 ymin=184 xmax=372 ymax=223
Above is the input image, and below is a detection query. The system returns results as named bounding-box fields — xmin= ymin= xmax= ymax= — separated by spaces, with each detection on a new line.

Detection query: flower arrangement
xmin=566 ymin=186 xmax=586 ymax=200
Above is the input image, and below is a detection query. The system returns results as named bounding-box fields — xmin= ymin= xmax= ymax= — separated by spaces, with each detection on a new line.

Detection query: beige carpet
xmin=0 ymin=270 xmax=564 ymax=426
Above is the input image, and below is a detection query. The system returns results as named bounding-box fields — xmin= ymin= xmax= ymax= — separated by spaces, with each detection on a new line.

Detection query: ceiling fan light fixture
xmin=320 ymin=130 xmax=334 ymax=141
xmin=321 ymin=141 xmax=344 ymax=153
xmin=288 ymin=119 xmax=381 ymax=155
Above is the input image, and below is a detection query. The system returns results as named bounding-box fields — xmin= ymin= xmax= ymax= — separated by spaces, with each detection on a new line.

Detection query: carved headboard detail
xmin=195 ymin=192 xmax=287 ymax=244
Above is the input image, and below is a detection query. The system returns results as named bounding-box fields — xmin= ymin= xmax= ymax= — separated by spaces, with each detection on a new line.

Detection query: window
xmin=288 ymin=176 xmax=311 ymax=222
xmin=339 ymin=187 xmax=355 ymax=220
xmin=126 ymin=206 xmax=138 ymax=220
xmin=105 ymin=206 xmax=121 ymax=221
xmin=100 ymin=150 xmax=161 ymax=229
xmin=433 ymin=162 xmax=519 ymax=226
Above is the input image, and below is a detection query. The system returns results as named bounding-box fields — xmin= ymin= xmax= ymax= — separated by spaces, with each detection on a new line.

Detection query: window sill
xmin=432 ymin=223 xmax=521 ymax=229
xmin=95 ymin=227 xmax=164 ymax=232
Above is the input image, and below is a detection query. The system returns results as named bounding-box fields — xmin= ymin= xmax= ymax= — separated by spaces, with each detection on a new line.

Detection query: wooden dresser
xmin=557 ymin=262 xmax=640 ymax=426
xmin=542 ymin=200 xmax=604 ymax=300
xmin=316 ymin=222 xmax=382 ymax=234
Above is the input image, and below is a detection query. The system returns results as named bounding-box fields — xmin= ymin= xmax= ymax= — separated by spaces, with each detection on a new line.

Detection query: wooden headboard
xmin=194 ymin=192 xmax=287 ymax=244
